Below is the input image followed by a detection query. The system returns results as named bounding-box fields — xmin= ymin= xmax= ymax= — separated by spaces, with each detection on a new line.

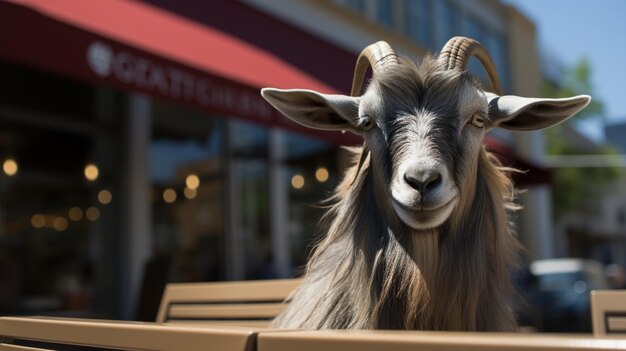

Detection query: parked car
xmin=529 ymin=258 xmax=610 ymax=332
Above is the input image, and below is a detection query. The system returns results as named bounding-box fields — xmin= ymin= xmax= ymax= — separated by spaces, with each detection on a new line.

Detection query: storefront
xmin=0 ymin=0 xmax=548 ymax=320
xmin=0 ymin=0 xmax=360 ymax=319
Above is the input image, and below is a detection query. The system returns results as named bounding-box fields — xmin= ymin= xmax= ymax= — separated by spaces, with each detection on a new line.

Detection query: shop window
xmin=0 ymin=64 xmax=116 ymax=318
xmin=150 ymin=101 xmax=226 ymax=283
xmin=486 ymin=34 xmax=512 ymax=93
xmin=282 ymin=132 xmax=338 ymax=271
xmin=405 ymin=0 xmax=434 ymax=50
xmin=342 ymin=0 xmax=366 ymax=13
xmin=230 ymin=120 xmax=271 ymax=279
xmin=434 ymin=0 xmax=461 ymax=49
xmin=0 ymin=64 xmax=94 ymax=121
xmin=463 ymin=16 xmax=489 ymax=83
xmin=376 ymin=0 xmax=394 ymax=28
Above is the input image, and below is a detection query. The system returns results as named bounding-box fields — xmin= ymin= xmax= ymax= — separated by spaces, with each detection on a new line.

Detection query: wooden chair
xmin=0 ymin=278 xmax=300 ymax=350
xmin=3 ymin=282 xmax=626 ymax=351
xmin=156 ymin=278 xmax=301 ymax=327
xmin=591 ymin=290 xmax=626 ymax=337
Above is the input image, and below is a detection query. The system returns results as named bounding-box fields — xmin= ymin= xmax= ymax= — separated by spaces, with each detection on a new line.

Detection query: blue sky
xmin=504 ymin=0 xmax=626 ymax=139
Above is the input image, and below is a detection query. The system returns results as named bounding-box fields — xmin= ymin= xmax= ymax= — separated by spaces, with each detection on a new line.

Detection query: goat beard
xmin=409 ymin=228 xmax=439 ymax=284
xmin=371 ymin=226 xmax=441 ymax=329
xmin=372 ymin=163 xmax=443 ymax=298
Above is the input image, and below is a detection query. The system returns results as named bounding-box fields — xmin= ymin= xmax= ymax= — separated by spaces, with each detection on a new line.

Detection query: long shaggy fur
xmin=272 ymin=57 xmax=521 ymax=331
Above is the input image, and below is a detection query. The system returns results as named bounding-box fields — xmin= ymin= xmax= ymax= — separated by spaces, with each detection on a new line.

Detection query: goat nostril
xmin=403 ymin=171 xmax=442 ymax=194
xmin=425 ymin=173 xmax=442 ymax=190
xmin=404 ymin=174 xmax=422 ymax=191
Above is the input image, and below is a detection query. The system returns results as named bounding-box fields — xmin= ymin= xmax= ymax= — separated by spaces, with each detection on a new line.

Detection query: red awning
xmin=0 ymin=0 xmax=549 ymax=185
xmin=487 ymin=138 xmax=552 ymax=186
xmin=0 ymin=0 xmax=360 ymax=144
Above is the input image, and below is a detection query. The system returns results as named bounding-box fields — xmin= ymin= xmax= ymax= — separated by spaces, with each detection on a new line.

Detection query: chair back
xmin=591 ymin=290 xmax=626 ymax=336
xmin=156 ymin=279 xmax=301 ymax=327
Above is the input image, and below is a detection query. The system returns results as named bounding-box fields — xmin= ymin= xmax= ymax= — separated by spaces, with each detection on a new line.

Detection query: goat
xmin=261 ymin=37 xmax=590 ymax=331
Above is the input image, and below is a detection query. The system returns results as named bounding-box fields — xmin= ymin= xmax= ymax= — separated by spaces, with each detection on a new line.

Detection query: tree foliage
xmin=543 ymin=58 xmax=622 ymax=218
xmin=543 ymin=58 xmax=604 ymax=120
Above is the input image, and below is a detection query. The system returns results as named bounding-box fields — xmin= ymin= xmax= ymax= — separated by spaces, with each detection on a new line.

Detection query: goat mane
xmin=262 ymin=37 xmax=590 ymax=332
xmin=273 ymin=112 xmax=521 ymax=330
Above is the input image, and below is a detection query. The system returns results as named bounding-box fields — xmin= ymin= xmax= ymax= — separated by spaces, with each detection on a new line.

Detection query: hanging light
xmin=291 ymin=174 xmax=305 ymax=189
xmin=184 ymin=187 xmax=197 ymax=199
xmin=98 ymin=189 xmax=112 ymax=205
xmin=84 ymin=164 xmax=99 ymax=181
xmin=53 ymin=217 xmax=69 ymax=231
xmin=68 ymin=207 xmax=83 ymax=221
xmin=315 ymin=167 xmax=329 ymax=183
xmin=31 ymin=214 xmax=45 ymax=228
xmin=3 ymin=158 xmax=18 ymax=176
xmin=185 ymin=174 xmax=200 ymax=190
xmin=163 ymin=188 xmax=177 ymax=203
xmin=86 ymin=207 xmax=100 ymax=221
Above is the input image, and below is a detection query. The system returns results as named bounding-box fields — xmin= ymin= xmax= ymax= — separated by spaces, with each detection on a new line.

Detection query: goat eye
xmin=360 ymin=116 xmax=375 ymax=131
xmin=470 ymin=113 xmax=485 ymax=128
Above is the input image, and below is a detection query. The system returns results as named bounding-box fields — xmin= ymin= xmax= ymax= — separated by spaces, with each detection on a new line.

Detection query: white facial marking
xmin=389 ymin=110 xmax=460 ymax=230
xmin=392 ymin=197 xmax=459 ymax=230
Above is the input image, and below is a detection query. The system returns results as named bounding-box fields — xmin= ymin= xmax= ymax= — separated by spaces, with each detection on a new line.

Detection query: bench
xmin=592 ymin=290 xmax=626 ymax=337
xmin=156 ymin=278 xmax=302 ymax=327
xmin=0 ymin=279 xmax=301 ymax=351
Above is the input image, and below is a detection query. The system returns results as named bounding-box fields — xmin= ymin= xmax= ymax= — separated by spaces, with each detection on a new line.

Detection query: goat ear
xmin=261 ymin=88 xmax=360 ymax=133
xmin=486 ymin=93 xmax=591 ymax=131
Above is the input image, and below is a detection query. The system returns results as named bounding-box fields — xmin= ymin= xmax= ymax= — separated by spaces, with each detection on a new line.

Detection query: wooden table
xmin=2 ymin=316 xmax=626 ymax=351
xmin=0 ymin=316 xmax=259 ymax=351
xmin=258 ymin=329 xmax=626 ymax=351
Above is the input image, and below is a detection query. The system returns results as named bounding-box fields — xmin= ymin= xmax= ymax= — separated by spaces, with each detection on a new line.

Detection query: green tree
xmin=543 ymin=58 xmax=604 ymax=120
xmin=543 ymin=58 xmax=622 ymax=218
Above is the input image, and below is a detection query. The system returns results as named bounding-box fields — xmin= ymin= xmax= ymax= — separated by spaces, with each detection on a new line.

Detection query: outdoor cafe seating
xmin=1 ymin=279 xmax=625 ymax=351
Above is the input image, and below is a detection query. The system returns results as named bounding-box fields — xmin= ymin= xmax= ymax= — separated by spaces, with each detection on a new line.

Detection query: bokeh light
xmin=31 ymin=214 xmax=45 ymax=228
xmin=86 ymin=207 xmax=100 ymax=221
xmin=163 ymin=188 xmax=177 ymax=203
xmin=3 ymin=159 xmax=18 ymax=176
xmin=315 ymin=167 xmax=329 ymax=183
xmin=68 ymin=207 xmax=83 ymax=221
xmin=98 ymin=189 xmax=112 ymax=205
xmin=53 ymin=217 xmax=69 ymax=231
xmin=184 ymin=187 xmax=197 ymax=199
xmin=84 ymin=164 xmax=99 ymax=181
xmin=185 ymin=174 xmax=200 ymax=190
xmin=291 ymin=174 xmax=305 ymax=189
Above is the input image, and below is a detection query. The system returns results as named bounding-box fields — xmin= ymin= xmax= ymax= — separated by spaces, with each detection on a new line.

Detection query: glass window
xmin=0 ymin=64 xmax=115 ymax=318
xmin=464 ymin=15 xmax=487 ymax=43
xmin=282 ymin=132 xmax=338 ymax=271
xmin=344 ymin=0 xmax=365 ymax=13
xmin=230 ymin=120 xmax=271 ymax=280
xmin=405 ymin=0 xmax=433 ymax=49
xmin=463 ymin=17 xmax=489 ymax=83
xmin=150 ymin=102 xmax=226 ymax=283
xmin=434 ymin=0 xmax=461 ymax=49
xmin=486 ymin=33 xmax=511 ymax=93
xmin=376 ymin=0 xmax=394 ymax=28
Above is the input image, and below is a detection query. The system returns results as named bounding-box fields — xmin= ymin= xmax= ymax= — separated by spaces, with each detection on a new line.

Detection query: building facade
xmin=0 ymin=0 xmax=552 ymax=320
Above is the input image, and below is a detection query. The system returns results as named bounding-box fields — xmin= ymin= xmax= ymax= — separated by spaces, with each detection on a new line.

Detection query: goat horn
xmin=349 ymin=42 xmax=396 ymax=186
xmin=350 ymin=41 xmax=398 ymax=96
xmin=440 ymin=36 xmax=502 ymax=95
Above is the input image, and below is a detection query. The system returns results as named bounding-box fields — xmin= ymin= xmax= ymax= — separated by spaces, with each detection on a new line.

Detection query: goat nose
xmin=404 ymin=169 xmax=442 ymax=194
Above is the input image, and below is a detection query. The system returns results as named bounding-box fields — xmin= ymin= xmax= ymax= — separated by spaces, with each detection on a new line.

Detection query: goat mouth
xmin=391 ymin=197 xmax=458 ymax=230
